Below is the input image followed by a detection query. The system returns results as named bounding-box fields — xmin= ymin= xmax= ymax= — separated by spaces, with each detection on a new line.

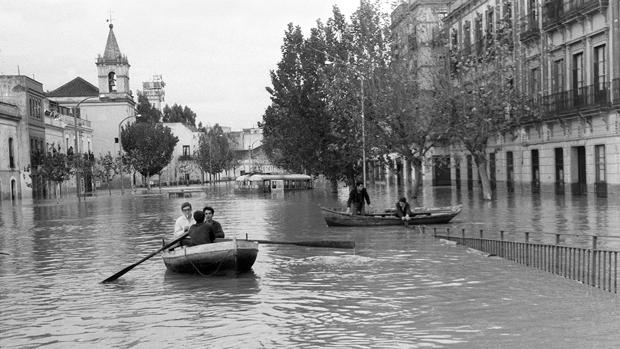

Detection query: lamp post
xmin=73 ymin=95 xmax=101 ymax=202
xmin=118 ymin=114 xmax=137 ymax=195
xmin=248 ymin=139 xmax=261 ymax=173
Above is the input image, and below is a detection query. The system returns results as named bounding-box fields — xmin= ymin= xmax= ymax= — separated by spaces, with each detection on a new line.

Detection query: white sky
xmin=0 ymin=0 xmax=371 ymax=130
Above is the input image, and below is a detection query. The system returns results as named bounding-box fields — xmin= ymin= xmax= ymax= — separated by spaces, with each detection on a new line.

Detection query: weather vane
xmin=106 ymin=9 xmax=114 ymax=27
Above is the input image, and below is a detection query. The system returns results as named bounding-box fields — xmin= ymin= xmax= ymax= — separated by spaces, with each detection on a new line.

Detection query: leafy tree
xmin=162 ymin=103 xmax=197 ymax=126
xmin=432 ymin=21 xmax=540 ymax=200
xmin=262 ymin=1 xmax=391 ymax=187
xmin=39 ymin=151 xmax=73 ymax=202
xmin=194 ymin=124 xmax=233 ymax=181
xmin=121 ymin=122 xmax=178 ymax=190
xmin=135 ymin=91 xmax=162 ymax=123
xmin=93 ymin=152 xmax=117 ymax=195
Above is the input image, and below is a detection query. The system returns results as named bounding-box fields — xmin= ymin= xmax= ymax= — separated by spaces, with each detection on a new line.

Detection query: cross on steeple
xmin=106 ymin=9 xmax=114 ymax=28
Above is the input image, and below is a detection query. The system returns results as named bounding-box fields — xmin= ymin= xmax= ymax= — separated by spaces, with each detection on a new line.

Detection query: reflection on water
xmin=1 ymin=182 xmax=619 ymax=348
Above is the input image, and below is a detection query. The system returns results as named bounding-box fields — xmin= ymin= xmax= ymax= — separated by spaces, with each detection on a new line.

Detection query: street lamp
xmin=118 ymin=114 xmax=138 ymax=195
xmin=73 ymin=95 xmax=104 ymax=202
xmin=325 ymin=58 xmax=367 ymax=186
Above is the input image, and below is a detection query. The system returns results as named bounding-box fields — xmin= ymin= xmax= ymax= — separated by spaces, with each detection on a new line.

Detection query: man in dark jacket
xmin=347 ymin=181 xmax=371 ymax=215
xmin=182 ymin=211 xmax=216 ymax=247
xmin=203 ymin=206 xmax=225 ymax=239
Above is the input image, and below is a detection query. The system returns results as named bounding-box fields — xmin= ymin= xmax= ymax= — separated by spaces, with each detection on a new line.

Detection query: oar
xmin=101 ymin=231 xmax=190 ymax=283
xmin=251 ymin=239 xmax=355 ymax=249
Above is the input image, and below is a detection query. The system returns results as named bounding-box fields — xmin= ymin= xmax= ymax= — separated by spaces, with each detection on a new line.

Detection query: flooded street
xmin=1 ymin=182 xmax=619 ymax=348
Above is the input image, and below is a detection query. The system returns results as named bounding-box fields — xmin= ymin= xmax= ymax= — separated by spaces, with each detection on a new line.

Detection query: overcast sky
xmin=0 ymin=0 xmax=376 ymax=130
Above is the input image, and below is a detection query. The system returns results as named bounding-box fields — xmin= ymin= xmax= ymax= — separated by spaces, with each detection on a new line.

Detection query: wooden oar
xmin=251 ymin=239 xmax=355 ymax=249
xmin=101 ymin=231 xmax=190 ymax=283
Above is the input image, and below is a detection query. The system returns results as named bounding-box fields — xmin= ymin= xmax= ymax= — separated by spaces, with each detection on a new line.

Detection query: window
xmin=108 ymin=71 xmax=117 ymax=92
xmin=29 ymin=97 xmax=42 ymax=119
xmin=572 ymin=53 xmax=583 ymax=92
xmin=593 ymin=45 xmax=606 ymax=90
xmin=530 ymin=67 xmax=540 ymax=95
xmin=9 ymin=138 xmax=15 ymax=169
xmin=182 ymin=145 xmax=190 ymax=156
xmin=595 ymin=145 xmax=606 ymax=183
xmin=552 ymin=59 xmax=564 ymax=93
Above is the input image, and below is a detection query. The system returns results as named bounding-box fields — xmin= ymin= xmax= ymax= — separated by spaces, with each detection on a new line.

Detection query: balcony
xmin=178 ymin=154 xmax=194 ymax=162
xmin=543 ymin=83 xmax=611 ymax=116
xmin=543 ymin=0 xmax=609 ymax=31
xmin=613 ymin=79 xmax=620 ymax=105
xmin=519 ymin=13 xmax=540 ymax=42
xmin=59 ymin=114 xmax=91 ymax=128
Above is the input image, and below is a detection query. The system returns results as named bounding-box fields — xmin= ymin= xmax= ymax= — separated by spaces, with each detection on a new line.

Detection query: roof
xmin=103 ymin=24 xmax=122 ymax=61
xmin=47 ymin=77 xmax=99 ymax=97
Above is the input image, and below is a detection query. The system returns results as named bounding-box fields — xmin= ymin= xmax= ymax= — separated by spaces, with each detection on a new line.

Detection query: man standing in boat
xmin=173 ymin=202 xmax=195 ymax=238
xmin=346 ymin=181 xmax=371 ymax=215
xmin=203 ymin=206 xmax=225 ymax=239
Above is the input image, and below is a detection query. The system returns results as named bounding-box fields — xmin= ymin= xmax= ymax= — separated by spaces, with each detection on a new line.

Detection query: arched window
xmin=108 ymin=72 xmax=117 ymax=92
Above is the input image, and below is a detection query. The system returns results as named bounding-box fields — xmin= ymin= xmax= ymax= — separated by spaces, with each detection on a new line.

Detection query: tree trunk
xmin=473 ymin=152 xmax=492 ymax=200
xmin=146 ymin=171 xmax=151 ymax=191
xmin=411 ymin=159 xmax=423 ymax=198
xmin=107 ymin=174 xmax=111 ymax=196
xmin=330 ymin=178 xmax=338 ymax=193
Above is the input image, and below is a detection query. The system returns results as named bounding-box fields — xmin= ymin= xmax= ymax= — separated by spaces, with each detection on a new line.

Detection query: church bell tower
xmin=96 ymin=23 xmax=131 ymax=101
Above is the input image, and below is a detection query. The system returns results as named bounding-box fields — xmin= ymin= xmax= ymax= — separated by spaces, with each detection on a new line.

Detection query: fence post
xmin=500 ymin=230 xmax=504 ymax=258
xmin=462 ymin=228 xmax=465 ymax=245
xmin=591 ymin=236 xmax=598 ymax=287
xmin=480 ymin=229 xmax=483 ymax=250
xmin=555 ymin=234 xmax=560 ymax=274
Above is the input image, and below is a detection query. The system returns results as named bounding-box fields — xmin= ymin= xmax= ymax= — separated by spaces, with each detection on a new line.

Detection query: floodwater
xmin=1 ymin=181 xmax=619 ymax=348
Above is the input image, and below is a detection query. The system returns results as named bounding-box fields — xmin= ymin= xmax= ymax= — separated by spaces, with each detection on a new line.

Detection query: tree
xmin=93 ymin=152 xmax=117 ymax=196
xmin=121 ymin=122 xmax=178 ymax=190
xmin=432 ymin=21 xmax=540 ymax=200
xmin=162 ymin=103 xmax=197 ymax=126
xmin=39 ymin=151 xmax=73 ymax=202
xmin=261 ymin=1 xmax=392 ymax=187
xmin=135 ymin=91 xmax=162 ymax=123
xmin=195 ymin=124 xmax=233 ymax=181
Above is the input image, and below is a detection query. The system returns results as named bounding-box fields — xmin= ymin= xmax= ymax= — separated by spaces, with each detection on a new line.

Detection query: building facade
xmin=0 ymin=101 xmax=21 ymax=201
xmin=395 ymin=0 xmax=620 ymax=195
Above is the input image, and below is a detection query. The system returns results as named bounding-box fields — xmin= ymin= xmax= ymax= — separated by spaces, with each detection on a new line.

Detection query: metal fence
xmin=426 ymin=227 xmax=619 ymax=293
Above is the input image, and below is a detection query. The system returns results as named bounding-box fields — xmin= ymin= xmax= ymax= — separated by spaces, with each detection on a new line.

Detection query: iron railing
xmin=542 ymin=83 xmax=611 ymax=114
xmin=428 ymin=227 xmax=619 ymax=293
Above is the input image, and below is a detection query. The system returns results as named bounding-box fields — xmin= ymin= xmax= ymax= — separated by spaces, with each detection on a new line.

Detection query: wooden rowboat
xmin=162 ymin=239 xmax=258 ymax=275
xmin=320 ymin=205 xmax=462 ymax=227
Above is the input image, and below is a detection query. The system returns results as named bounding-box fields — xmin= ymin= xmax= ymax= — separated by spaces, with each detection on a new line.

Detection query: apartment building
xmin=439 ymin=0 xmax=620 ymax=195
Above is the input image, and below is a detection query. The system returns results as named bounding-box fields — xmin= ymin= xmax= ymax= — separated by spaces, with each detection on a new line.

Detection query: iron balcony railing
xmin=543 ymin=83 xmax=611 ymax=114
xmin=543 ymin=0 xmax=608 ymax=29
xmin=519 ymin=13 xmax=540 ymax=41
xmin=613 ymin=78 xmax=620 ymax=103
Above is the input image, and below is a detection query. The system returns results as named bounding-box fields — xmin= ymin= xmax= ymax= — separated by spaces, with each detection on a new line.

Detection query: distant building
xmin=228 ymin=127 xmax=281 ymax=176
xmin=160 ymin=122 xmax=203 ymax=185
xmin=0 ymin=100 xmax=21 ymax=200
xmin=142 ymin=75 xmax=166 ymax=111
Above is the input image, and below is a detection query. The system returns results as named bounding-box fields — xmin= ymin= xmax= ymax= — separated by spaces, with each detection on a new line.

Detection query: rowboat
xmin=320 ymin=205 xmax=462 ymax=227
xmin=162 ymin=238 xmax=259 ymax=275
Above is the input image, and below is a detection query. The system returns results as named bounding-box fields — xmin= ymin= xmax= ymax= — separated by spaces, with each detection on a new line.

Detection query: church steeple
xmin=96 ymin=23 xmax=131 ymax=98
xmin=102 ymin=24 xmax=125 ymax=62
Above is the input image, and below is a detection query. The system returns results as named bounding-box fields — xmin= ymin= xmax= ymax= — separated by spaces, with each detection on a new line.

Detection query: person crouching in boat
xmin=173 ymin=202 xmax=195 ymax=238
xmin=181 ymin=211 xmax=216 ymax=247
xmin=395 ymin=197 xmax=413 ymax=221
xmin=346 ymin=181 xmax=371 ymax=215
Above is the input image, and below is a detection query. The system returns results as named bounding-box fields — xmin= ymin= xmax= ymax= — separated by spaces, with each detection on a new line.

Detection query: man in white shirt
xmin=173 ymin=202 xmax=195 ymax=238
